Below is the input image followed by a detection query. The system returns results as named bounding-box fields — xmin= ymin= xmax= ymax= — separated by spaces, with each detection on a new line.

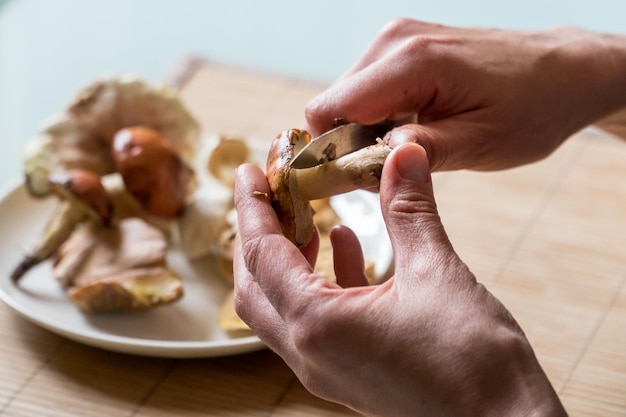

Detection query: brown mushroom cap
xmin=48 ymin=169 xmax=113 ymax=225
xmin=23 ymin=76 xmax=199 ymax=198
xmin=112 ymin=126 xmax=195 ymax=219
xmin=266 ymin=129 xmax=315 ymax=246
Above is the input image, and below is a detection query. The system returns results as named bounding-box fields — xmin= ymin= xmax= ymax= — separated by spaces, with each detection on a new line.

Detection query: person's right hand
xmin=305 ymin=19 xmax=626 ymax=171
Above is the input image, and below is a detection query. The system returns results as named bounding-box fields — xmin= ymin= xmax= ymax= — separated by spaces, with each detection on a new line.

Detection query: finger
xmin=333 ymin=19 xmax=420 ymax=82
xmin=305 ymin=59 xmax=436 ymax=137
xmin=379 ymin=143 xmax=455 ymax=279
xmin=336 ymin=19 xmax=450 ymax=83
xmin=387 ymin=119 xmax=503 ymax=172
xmin=304 ymin=19 xmax=455 ymax=137
xmin=234 ymin=235 xmax=316 ymax=378
xmin=234 ymin=163 xmax=329 ymax=321
xmin=330 ymin=225 xmax=369 ymax=288
xmin=233 ymin=236 xmax=293 ymax=354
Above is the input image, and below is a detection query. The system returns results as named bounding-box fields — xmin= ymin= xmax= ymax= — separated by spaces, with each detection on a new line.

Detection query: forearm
xmin=555 ymin=28 xmax=626 ymax=130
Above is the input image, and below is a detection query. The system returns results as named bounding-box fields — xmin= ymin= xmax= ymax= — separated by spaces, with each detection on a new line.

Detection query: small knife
xmin=289 ymin=120 xmax=396 ymax=169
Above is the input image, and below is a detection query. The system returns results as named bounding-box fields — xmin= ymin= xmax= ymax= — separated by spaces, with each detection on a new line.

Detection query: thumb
xmin=386 ymin=123 xmax=449 ymax=172
xmin=387 ymin=121 xmax=482 ymax=172
xmin=379 ymin=143 xmax=455 ymax=277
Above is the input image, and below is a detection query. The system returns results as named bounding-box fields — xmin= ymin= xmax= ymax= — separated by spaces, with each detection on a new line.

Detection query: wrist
xmin=459 ymin=331 xmax=568 ymax=417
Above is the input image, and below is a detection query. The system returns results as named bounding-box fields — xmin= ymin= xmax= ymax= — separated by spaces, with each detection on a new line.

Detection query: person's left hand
xmin=233 ymin=143 xmax=565 ymax=417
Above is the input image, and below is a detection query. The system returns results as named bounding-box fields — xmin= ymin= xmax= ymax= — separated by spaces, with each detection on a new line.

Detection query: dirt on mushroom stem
xmin=291 ymin=142 xmax=391 ymax=201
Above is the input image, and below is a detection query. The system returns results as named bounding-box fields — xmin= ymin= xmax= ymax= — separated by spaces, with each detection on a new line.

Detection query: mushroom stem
xmin=290 ymin=142 xmax=392 ymax=202
xmin=11 ymin=201 xmax=86 ymax=282
xmin=11 ymin=170 xmax=112 ymax=283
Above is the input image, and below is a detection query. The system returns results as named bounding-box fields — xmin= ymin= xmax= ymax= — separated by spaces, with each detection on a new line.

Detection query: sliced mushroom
xmin=266 ymin=129 xmax=391 ymax=246
xmin=112 ymin=126 xmax=195 ymax=219
xmin=11 ymin=170 xmax=112 ymax=282
xmin=54 ymin=217 xmax=183 ymax=312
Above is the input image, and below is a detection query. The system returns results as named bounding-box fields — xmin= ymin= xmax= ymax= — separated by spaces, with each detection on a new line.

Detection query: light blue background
xmin=1 ymin=0 xmax=625 ymax=184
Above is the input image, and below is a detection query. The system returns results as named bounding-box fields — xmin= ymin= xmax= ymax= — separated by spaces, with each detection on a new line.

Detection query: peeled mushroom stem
xmin=266 ymin=129 xmax=391 ymax=247
xmin=291 ymin=143 xmax=391 ymax=201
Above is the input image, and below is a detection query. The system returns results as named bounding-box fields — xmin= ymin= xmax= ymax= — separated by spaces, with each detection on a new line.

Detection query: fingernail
xmin=396 ymin=143 xmax=430 ymax=183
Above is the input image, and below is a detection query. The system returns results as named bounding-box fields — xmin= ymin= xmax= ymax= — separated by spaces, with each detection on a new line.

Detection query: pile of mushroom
xmin=12 ymin=75 xmax=199 ymax=312
xmin=10 ymin=74 xmax=389 ymax=323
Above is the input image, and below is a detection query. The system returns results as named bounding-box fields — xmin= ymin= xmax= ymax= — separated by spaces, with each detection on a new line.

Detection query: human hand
xmin=233 ymin=143 xmax=567 ymax=416
xmin=305 ymin=19 xmax=626 ymax=171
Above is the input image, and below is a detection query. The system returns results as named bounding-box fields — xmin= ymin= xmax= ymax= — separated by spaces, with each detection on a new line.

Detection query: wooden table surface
xmin=1 ymin=59 xmax=626 ymax=416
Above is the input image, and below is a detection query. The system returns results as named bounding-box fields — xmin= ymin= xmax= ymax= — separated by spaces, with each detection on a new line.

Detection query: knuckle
xmin=304 ymin=100 xmax=324 ymax=125
xmin=378 ymin=17 xmax=417 ymax=40
xmin=389 ymin=191 xmax=439 ymax=220
xmin=387 ymin=194 xmax=450 ymax=243
xmin=239 ymin=233 xmax=283 ymax=277
xmin=304 ymin=97 xmax=335 ymax=136
xmin=378 ymin=18 xmax=445 ymax=58
xmin=402 ymin=34 xmax=442 ymax=60
xmin=239 ymin=234 xmax=264 ymax=273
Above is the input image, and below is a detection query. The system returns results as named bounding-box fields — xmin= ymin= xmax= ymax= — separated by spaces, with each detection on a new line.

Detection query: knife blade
xmin=289 ymin=120 xmax=396 ymax=169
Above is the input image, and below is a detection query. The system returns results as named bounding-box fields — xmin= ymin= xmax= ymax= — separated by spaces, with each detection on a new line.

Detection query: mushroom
xmin=22 ymin=75 xmax=199 ymax=198
xmin=11 ymin=169 xmax=113 ymax=282
xmin=207 ymin=136 xmax=250 ymax=189
xmin=53 ymin=217 xmax=183 ymax=312
xmin=112 ymin=126 xmax=195 ymax=219
xmin=12 ymin=75 xmax=200 ymax=312
xmin=266 ymin=128 xmax=392 ymax=246
xmin=176 ymin=186 xmax=234 ymax=261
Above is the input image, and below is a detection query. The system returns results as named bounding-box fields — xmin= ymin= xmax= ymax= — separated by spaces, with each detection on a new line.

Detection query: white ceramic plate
xmin=0 ymin=180 xmax=266 ymax=358
xmin=0 ymin=156 xmax=391 ymax=358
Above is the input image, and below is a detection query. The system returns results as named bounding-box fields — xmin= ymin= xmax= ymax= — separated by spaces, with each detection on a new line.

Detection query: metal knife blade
xmin=290 ymin=120 xmax=396 ymax=169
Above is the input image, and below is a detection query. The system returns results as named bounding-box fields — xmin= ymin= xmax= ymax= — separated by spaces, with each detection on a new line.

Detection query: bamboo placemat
xmin=1 ymin=58 xmax=625 ymax=416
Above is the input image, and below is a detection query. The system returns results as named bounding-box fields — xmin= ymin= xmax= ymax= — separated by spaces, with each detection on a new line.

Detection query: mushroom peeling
xmin=266 ymin=128 xmax=392 ymax=247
